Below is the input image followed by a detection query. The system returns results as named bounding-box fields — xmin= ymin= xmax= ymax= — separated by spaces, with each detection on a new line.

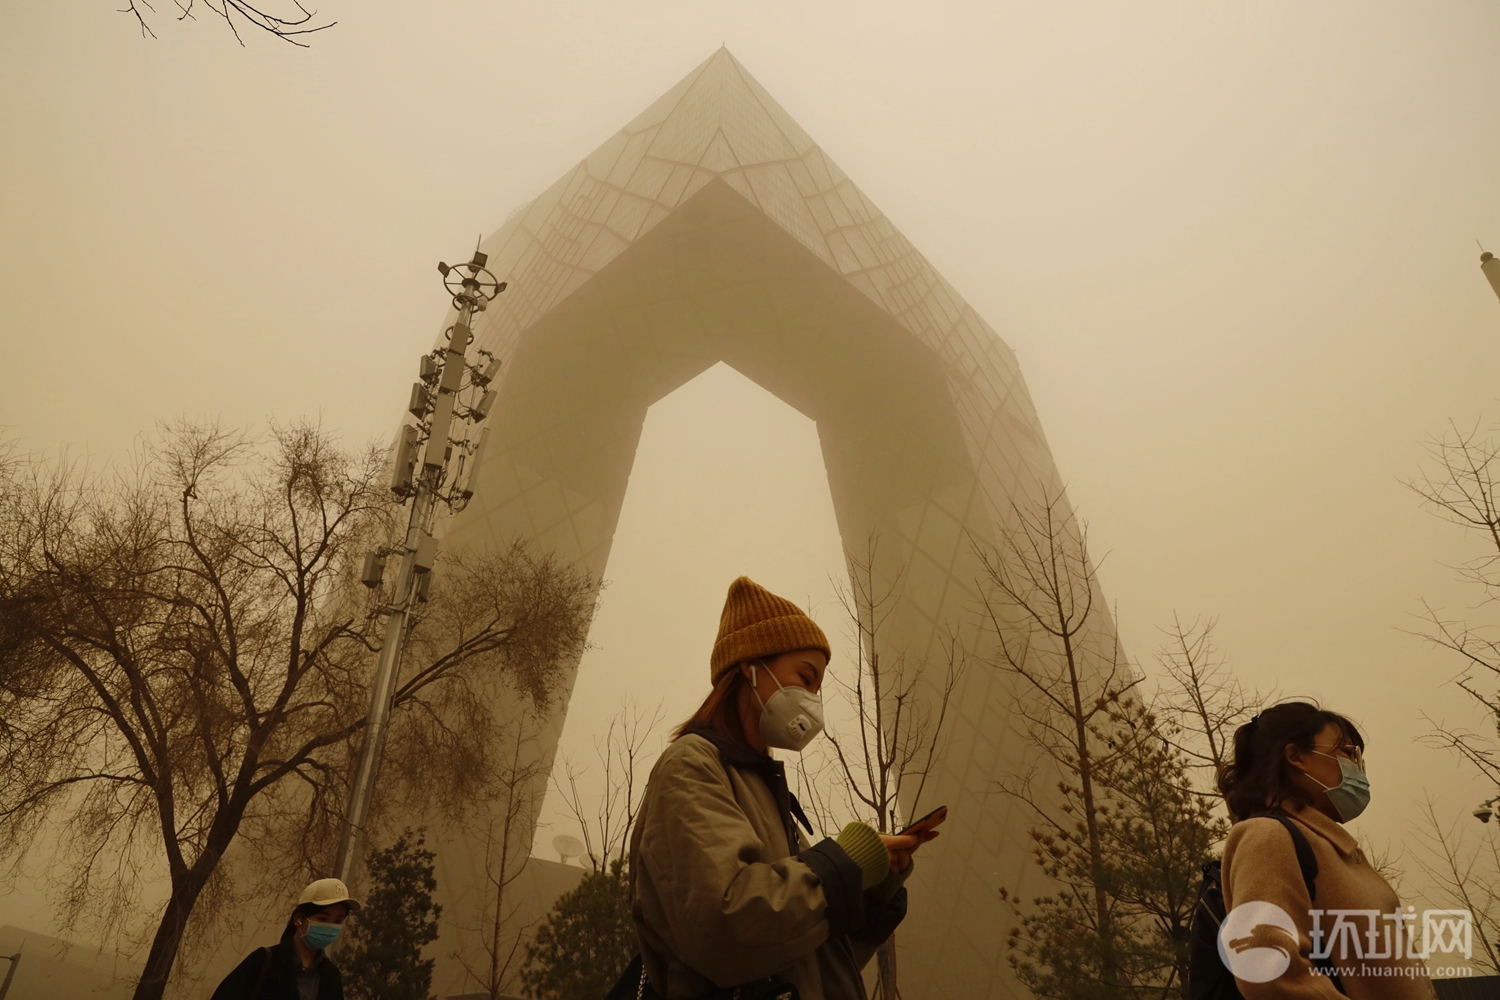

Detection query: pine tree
xmin=1000 ymin=696 xmax=1225 ymax=999
xmin=343 ymin=829 xmax=443 ymax=1000
xmin=520 ymin=858 xmax=635 ymax=1000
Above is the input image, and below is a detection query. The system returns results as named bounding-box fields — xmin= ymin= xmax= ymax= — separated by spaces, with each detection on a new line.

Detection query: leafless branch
xmin=0 ymin=422 xmax=594 ymax=1000
xmin=122 ymin=0 xmax=334 ymax=46
xmin=552 ymin=701 xmax=664 ymax=873
xmin=1410 ymin=794 xmax=1500 ymax=974
xmin=812 ymin=532 xmax=964 ymax=1000
xmin=1151 ymin=614 xmax=1261 ymax=793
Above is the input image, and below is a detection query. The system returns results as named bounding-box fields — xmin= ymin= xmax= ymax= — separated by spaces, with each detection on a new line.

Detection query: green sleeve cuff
xmin=868 ymin=858 xmax=914 ymax=906
xmin=835 ymin=822 xmax=890 ymax=891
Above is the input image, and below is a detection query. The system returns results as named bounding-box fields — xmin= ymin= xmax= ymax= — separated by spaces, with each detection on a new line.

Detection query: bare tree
xmin=0 ymin=422 xmax=594 ymax=1000
xmin=516 ymin=703 xmax=661 ymax=1000
xmin=1407 ymin=421 xmax=1500 ymax=788
xmin=553 ymin=701 xmax=664 ymax=872
xmin=977 ymin=491 xmax=1139 ymax=993
xmin=982 ymin=493 xmax=1226 ymax=999
xmin=1398 ymin=417 xmax=1500 ymax=983
xmin=120 ymin=0 xmax=334 ymax=46
xmin=997 ymin=689 xmax=1225 ymax=1000
xmin=1152 ymin=615 xmax=1259 ymax=793
xmin=816 ymin=536 xmax=963 ymax=1000
xmin=1411 ymin=795 xmax=1500 ymax=975
xmin=457 ymin=714 xmax=548 ymax=1000
xmin=788 ymin=751 xmax=843 ymax=842
xmin=1094 ymin=696 xmax=1226 ymax=997
xmin=1410 ymin=791 xmax=1500 ymax=971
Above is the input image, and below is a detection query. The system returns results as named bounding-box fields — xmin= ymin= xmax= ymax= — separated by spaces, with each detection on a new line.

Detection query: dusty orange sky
xmin=2 ymin=0 xmax=1499 ymax=941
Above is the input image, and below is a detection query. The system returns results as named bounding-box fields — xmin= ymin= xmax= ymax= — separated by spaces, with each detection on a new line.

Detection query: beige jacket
xmin=628 ymin=728 xmax=904 ymax=1000
xmin=1222 ymin=803 xmax=1436 ymax=1000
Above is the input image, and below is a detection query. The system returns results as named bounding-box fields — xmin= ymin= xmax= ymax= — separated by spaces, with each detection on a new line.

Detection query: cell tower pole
xmin=334 ymin=249 xmax=506 ymax=882
xmin=0 ymin=943 xmax=21 ymax=1000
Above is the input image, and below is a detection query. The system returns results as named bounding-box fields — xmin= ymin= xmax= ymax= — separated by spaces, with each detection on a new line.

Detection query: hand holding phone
xmin=898 ymin=805 xmax=947 ymax=838
xmin=880 ymin=806 xmax=946 ymax=874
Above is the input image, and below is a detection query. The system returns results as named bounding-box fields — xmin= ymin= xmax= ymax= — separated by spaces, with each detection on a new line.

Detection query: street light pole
xmin=334 ymin=248 xmax=506 ymax=882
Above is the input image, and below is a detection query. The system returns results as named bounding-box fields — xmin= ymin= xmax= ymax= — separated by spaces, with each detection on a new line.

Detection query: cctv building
xmin=424 ymin=49 xmax=1113 ymax=1000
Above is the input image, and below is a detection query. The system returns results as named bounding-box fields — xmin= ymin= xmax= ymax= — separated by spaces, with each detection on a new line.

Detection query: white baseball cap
xmin=297 ymin=878 xmax=361 ymax=911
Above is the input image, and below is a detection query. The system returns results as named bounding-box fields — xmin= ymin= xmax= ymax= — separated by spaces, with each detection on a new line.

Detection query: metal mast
xmin=0 ymin=941 xmax=21 ymax=1000
xmin=334 ymin=248 xmax=506 ymax=881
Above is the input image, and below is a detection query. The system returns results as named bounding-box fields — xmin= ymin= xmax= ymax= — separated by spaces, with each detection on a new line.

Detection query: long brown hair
xmin=672 ymin=661 xmax=764 ymax=744
xmin=1218 ymin=700 xmax=1364 ymax=822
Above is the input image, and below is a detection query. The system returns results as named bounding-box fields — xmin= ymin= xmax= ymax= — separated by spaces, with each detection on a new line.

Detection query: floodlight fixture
xmin=440 ymin=255 xmax=506 ymax=311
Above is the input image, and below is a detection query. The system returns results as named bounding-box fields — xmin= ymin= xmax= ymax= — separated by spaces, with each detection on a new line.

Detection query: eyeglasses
xmin=1313 ymin=743 xmax=1365 ymax=772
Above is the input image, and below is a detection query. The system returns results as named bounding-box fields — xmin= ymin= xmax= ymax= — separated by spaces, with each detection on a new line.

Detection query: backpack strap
xmin=1256 ymin=813 xmax=1319 ymax=902
xmin=1252 ymin=813 xmax=1345 ymax=994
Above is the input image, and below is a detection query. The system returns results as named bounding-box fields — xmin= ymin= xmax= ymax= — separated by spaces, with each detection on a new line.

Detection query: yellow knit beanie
xmin=710 ymin=576 xmax=831 ymax=681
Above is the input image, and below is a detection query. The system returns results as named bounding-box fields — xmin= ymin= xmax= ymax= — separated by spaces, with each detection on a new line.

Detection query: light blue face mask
xmin=1307 ymin=751 xmax=1371 ymax=822
xmin=302 ymin=921 xmax=342 ymax=951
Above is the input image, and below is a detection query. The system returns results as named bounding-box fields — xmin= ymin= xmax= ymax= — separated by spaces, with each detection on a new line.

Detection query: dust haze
xmin=2 ymin=0 xmax=1498 ymax=952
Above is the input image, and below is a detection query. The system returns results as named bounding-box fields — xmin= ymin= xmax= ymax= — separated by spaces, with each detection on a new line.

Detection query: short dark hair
xmin=1218 ymin=700 xmax=1365 ymax=822
xmin=280 ymin=901 xmax=327 ymax=943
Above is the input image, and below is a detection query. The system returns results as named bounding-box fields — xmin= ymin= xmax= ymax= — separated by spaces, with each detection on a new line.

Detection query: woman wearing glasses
xmin=1216 ymin=701 xmax=1434 ymax=998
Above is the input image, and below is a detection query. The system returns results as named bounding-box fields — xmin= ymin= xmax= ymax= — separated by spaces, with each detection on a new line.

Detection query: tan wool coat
xmin=629 ymin=729 xmax=903 ymax=1000
xmin=1222 ymin=803 xmax=1436 ymax=1000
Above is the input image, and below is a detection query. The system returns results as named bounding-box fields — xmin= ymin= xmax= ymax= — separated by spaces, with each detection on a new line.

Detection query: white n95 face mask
xmin=750 ymin=664 xmax=825 ymax=752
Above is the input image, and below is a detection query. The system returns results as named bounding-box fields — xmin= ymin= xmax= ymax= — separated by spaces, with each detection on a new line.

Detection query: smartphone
xmin=898 ymin=805 xmax=947 ymax=837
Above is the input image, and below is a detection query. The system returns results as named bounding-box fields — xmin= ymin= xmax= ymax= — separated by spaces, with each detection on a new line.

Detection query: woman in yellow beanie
xmin=621 ymin=577 xmax=935 ymax=1000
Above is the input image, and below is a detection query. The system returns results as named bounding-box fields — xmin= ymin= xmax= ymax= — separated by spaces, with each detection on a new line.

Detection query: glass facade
xmin=428 ymin=49 xmax=1109 ymax=1000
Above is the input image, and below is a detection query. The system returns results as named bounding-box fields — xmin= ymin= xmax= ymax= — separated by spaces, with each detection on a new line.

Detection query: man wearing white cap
xmin=210 ymin=877 xmax=360 ymax=1000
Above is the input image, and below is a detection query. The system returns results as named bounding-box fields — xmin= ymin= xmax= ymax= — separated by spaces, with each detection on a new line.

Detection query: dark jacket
xmin=628 ymin=724 xmax=906 ymax=1000
xmin=210 ymin=940 xmax=344 ymax=1000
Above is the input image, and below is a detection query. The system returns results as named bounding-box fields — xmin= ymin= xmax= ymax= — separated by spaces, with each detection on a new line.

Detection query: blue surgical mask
xmin=1307 ymin=751 xmax=1371 ymax=822
xmin=302 ymin=921 xmax=342 ymax=951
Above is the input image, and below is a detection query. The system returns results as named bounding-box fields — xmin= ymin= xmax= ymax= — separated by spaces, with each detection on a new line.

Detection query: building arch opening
xmin=529 ymin=360 xmax=856 ymax=858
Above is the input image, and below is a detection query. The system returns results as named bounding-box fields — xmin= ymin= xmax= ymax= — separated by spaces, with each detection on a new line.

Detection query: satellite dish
xmin=552 ymin=834 xmax=585 ymax=865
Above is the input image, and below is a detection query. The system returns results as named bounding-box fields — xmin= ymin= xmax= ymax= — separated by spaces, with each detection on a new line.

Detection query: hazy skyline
xmin=3 ymin=0 xmax=1500 ymax=953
